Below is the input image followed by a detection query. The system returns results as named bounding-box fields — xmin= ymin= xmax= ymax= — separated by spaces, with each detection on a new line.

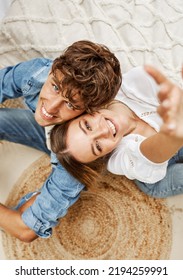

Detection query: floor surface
xmin=0 ymin=141 xmax=183 ymax=260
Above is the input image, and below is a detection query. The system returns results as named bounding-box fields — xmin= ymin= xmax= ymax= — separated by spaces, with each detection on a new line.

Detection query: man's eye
xmin=96 ymin=141 xmax=102 ymax=152
xmin=66 ymin=101 xmax=75 ymax=110
xmin=85 ymin=121 xmax=92 ymax=131
xmin=53 ymin=84 xmax=59 ymax=92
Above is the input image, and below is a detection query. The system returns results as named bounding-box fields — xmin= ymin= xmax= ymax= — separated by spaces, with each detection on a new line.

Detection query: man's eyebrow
xmin=50 ymin=76 xmax=62 ymax=92
xmin=72 ymin=104 xmax=85 ymax=111
xmin=79 ymin=121 xmax=97 ymax=156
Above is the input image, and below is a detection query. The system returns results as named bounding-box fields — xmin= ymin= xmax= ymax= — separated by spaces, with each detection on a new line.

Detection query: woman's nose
xmin=91 ymin=114 xmax=109 ymax=138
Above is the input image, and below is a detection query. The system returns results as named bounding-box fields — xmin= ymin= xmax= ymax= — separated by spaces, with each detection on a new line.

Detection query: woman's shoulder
xmin=116 ymin=66 xmax=159 ymax=102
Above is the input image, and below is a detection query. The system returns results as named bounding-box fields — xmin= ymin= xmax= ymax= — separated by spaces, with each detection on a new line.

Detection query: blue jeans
xmin=135 ymin=148 xmax=183 ymax=198
xmin=0 ymin=108 xmax=50 ymax=154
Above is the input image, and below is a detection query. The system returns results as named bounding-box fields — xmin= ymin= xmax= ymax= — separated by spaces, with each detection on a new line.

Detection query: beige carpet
xmin=2 ymin=154 xmax=172 ymax=260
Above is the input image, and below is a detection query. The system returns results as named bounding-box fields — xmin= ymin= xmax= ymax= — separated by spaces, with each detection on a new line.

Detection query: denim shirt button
xmin=28 ymin=80 xmax=33 ymax=86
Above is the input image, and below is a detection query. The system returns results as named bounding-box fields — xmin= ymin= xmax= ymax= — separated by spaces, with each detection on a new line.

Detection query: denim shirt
xmin=0 ymin=58 xmax=84 ymax=238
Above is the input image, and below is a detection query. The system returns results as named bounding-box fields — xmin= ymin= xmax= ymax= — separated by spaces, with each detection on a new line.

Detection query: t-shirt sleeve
xmin=115 ymin=66 xmax=160 ymax=106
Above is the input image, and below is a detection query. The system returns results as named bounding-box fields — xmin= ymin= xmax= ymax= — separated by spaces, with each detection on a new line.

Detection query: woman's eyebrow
xmin=78 ymin=121 xmax=97 ymax=156
xmin=79 ymin=121 xmax=87 ymax=134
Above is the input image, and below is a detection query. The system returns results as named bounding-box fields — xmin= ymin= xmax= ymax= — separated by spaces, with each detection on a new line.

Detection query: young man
xmin=0 ymin=40 xmax=122 ymax=242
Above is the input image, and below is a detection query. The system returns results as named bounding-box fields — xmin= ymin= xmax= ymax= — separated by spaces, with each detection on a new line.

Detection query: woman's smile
xmin=66 ymin=110 xmax=127 ymax=163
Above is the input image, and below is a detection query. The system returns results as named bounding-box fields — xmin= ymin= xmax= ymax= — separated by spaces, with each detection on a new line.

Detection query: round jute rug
xmin=2 ymin=154 xmax=172 ymax=260
xmin=0 ymin=97 xmax=25 ymax=109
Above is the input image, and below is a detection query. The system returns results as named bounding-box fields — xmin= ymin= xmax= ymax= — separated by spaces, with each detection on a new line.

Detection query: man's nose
xmin=46 ymin=97 xmax=63 ymax=114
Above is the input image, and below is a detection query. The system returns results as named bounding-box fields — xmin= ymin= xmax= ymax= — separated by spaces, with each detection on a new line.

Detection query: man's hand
xmin=0 ymin=194 xmax=39 ymax=242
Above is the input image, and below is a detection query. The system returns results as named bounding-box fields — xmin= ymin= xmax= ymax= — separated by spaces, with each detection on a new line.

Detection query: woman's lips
xmin=106 ymin=119 xmax=117 ymax=136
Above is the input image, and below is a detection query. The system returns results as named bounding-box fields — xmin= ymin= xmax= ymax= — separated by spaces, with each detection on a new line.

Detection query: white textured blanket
xmin=0 ymin=0 xmax=182 ymax=85
xmin=0 ymin=0 xmax=183 ymax=261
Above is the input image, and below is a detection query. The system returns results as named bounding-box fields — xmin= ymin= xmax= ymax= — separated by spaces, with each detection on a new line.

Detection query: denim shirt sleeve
xmin=19 ymin=163 xmax=84 ymax=238
xmin=0 ymin=58 xmax=52 ymax=111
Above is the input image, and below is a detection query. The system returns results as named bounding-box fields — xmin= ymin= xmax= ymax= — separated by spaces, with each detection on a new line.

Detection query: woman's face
xmin=66 ymin=109 xmax=128 ymax=163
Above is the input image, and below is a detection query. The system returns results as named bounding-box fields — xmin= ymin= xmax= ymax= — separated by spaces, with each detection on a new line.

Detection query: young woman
xmin=50 ymin=66 xmax=183 ymax=198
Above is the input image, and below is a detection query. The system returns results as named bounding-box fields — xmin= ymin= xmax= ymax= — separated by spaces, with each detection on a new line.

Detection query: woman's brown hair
xmin=51 ymin=40 xmax=122 ymax=112
xmin=50 ymin=121 xmax=111 ymax=189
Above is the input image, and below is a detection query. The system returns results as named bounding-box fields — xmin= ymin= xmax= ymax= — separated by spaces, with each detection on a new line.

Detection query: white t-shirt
xmin=107 ymin=66 xmax=168 ymax=183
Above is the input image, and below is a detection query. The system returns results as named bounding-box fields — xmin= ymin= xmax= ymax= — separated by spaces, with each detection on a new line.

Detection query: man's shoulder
xmin=25 ymin=57 xmax=53 ymax=70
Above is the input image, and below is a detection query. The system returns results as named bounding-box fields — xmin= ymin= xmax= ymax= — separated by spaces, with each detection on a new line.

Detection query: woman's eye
xmin=85 ymin=121 xmax=92 ymax=131
xmin=96 ymin=141 xmax=102 ymax=152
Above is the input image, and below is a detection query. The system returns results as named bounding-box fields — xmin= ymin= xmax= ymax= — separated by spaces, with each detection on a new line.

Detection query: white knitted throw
xmin=0 ymin=0 xmax=182 ymax=85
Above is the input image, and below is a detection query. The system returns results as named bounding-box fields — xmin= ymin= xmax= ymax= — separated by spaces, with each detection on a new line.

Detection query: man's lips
xmin=41 ymin=105 xmax=54 ymax=120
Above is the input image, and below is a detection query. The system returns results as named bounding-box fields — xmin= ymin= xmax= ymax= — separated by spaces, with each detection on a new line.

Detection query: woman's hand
xmin=145 ymin=65 xmax=183 ymax=138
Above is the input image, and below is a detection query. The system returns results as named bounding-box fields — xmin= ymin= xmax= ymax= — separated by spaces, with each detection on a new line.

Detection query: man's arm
xmin=0 ymin=58 xmax=50 ymax=104
xmin=0 ymin=195 xmax=38 ymax=242
xmin=0 ymin=163 xmax=84 ymax=242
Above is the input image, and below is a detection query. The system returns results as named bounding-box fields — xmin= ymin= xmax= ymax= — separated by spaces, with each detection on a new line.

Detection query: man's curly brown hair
xmin=51 ymin=40 xmax=122 ymax=112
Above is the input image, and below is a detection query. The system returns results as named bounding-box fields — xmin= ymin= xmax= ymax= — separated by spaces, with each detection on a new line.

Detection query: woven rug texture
xmin=2 ymin=155 xmax=172 ymax=260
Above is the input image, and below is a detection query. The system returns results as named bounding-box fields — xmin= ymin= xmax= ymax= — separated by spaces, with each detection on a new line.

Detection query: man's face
xmin=35 ymin=71 xmax=85 ymax=126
